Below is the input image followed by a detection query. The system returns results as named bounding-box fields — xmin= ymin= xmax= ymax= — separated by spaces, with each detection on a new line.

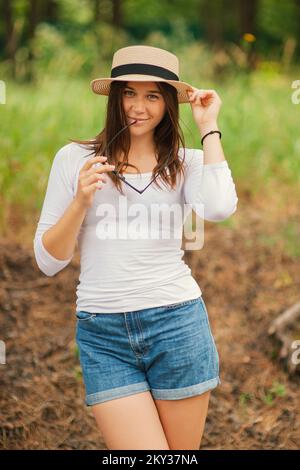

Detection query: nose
xmin=130 ymin=96 xmax=149 ymax=112
xmin=130 ymin=110 xmax=148 ymax=120
xmin=132 ymin=105 xmax=147 ymax=114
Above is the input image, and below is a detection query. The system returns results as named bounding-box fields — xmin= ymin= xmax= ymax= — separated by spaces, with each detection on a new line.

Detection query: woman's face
xmin=122 ymin=81 xmax=166 ymax=133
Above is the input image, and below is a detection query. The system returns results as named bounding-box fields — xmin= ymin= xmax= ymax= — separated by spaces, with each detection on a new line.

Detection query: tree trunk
xmin=111 ymin=0 xmax=123 ymax=29
xmin=237 ymin=0 xmax=259 ymax=70
xmin=25 ymin=0 xmax=41 ymax=82
xmin=295 ymin=0 xmax=300 ymax=58
xmin=199 ymin=0 xmax=225 ymax=50
xmin=44 ymin=0 xmax=59 ymax=23
xmin=1 ymin=0 xmax=18 ymax=74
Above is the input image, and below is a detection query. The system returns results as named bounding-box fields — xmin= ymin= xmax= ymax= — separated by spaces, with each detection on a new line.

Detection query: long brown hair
xmin=69 ymin=80 xmax=187 ymax=195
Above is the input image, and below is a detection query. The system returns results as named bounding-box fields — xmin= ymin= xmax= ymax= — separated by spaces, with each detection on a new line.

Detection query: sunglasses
xmin=83 ymin=119 xmax=160 ymax=194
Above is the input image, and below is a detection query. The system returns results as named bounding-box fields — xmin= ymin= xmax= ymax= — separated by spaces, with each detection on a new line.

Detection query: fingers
xmin=80 ymin=178 xmax=105 ymax=196
xmin=86 ymin=163 xmax=115 ymax=177
xmin=188 ymin=90 xmax=202 ymax=102
xmin=81 ymin=155 xmax=108 ymax=172
xmin=187 ymin=89 xmax=215 ymax=101
xmin=78 ymin=173 xmax=107 ymax=196
xmin=85 ymin=172 xmax=108 ymax=186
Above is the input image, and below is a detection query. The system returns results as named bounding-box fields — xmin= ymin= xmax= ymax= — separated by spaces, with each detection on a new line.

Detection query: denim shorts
xmin=75 ymin=296 xmax=221 ymax=406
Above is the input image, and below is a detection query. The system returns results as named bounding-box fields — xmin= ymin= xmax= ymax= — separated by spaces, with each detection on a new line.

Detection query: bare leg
xmin=91 ymin=390 xmax=170 ymax=450
xmin=153 ymin=391 xmax=211 ymax=450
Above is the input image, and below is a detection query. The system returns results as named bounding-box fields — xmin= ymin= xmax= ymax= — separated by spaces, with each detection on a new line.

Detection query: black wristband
xmin=201 ymin=130 xmax=222 ymax=146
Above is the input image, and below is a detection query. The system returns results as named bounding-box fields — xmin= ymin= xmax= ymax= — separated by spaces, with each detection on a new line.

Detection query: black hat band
xmin=110 ymin=63 xmax=179 ymax=81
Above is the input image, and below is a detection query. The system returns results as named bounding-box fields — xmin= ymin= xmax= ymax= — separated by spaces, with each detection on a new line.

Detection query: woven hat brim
xmin=90 ymin=76 xmax=194 ymax=104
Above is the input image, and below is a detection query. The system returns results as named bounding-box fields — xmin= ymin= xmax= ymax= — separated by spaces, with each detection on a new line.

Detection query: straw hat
xmin=90 ymin=45 xmax=194 ymax=104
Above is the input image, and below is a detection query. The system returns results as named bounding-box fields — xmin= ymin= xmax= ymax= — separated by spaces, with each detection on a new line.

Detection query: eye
xmin=124 ymin=90 xmax=159 ymax=100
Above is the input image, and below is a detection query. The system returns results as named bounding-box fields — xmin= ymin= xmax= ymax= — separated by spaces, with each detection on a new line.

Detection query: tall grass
xmin=1 ymin=54 xmax=300 ymax=235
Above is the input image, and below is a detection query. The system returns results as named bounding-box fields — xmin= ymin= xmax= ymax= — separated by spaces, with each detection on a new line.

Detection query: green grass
xmin=261 ymin=380 xmax=286 ymax=406
xmin=239 ymin=380 xmax=286 ymax=408
xmin=257 ymin=220 xmax=300 ymax=260
xmin=239 ymin=392 xmax=253 ymax=407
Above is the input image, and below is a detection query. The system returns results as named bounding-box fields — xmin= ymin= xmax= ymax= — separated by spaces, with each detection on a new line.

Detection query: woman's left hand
xmin=187 ymin=87 xmax=222 ymax=127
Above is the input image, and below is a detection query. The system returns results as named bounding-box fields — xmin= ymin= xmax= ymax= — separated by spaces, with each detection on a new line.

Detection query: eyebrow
xmin=125 ymin=86 xmax=162 ymax=94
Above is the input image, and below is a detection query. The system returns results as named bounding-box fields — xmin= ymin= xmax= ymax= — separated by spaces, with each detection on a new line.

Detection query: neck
xmin=128 ymin=133 xmax=156 ymax=159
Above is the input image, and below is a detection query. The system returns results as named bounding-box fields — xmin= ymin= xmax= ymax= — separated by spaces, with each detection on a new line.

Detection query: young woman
xmin=33 ymin=45 xmax=238 ymax=450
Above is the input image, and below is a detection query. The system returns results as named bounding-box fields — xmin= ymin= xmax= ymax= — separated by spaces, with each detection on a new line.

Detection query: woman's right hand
xmin=74 ymin=156 xmax=115 ymax=209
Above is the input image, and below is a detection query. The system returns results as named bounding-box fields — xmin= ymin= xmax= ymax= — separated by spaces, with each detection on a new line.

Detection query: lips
xmin=127 ymin=117 xmax=149 ymax=122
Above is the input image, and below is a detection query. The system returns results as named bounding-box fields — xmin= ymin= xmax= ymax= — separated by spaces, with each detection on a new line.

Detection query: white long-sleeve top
xmin=33 ymin=142 xmax=238 ymax=313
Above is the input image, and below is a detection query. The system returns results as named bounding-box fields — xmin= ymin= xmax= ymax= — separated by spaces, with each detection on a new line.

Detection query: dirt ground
xmin=1 ymin=189 xmax=300 ymax=450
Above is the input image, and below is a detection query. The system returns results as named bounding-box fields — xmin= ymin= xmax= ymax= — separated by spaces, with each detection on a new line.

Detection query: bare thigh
xmin=91 ymin=390 xmax=170 ymax=450
xmin=154 ymin=390 xmax=211 ymax=450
